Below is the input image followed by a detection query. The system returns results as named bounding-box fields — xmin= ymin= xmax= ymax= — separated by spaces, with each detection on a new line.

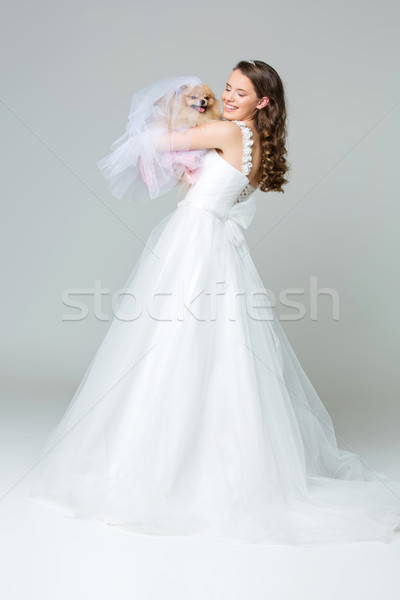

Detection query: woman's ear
xmin=257 ymin=96 xmax=269 ymax=109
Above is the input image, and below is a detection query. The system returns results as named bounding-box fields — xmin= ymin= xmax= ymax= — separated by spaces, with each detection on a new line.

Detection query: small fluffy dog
xmin=159 ymin=82 xmax=222 ymax=128
xmin=141 ymin=83 xmax=223 ymax=192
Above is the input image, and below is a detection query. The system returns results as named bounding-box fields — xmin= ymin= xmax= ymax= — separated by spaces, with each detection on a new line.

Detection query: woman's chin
xmin=223 ymin=110 xmax=240 ymax=120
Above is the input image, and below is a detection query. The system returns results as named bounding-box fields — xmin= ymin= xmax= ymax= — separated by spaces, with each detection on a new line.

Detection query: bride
xmin=29 ymin=60 xmax=400 ymax=547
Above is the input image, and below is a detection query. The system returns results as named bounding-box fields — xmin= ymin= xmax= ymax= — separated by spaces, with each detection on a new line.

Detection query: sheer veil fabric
xmin=29 ymin=77 xmax=400 ymax=547
xmin=96 ymin=75 xmax=204 ymax=203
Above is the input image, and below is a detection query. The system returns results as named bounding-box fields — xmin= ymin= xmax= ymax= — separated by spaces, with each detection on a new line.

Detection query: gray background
xmin=1 ymin=0 xmax=399 ymax=448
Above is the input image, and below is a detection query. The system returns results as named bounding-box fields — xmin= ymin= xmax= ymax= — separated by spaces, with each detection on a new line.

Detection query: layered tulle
xmin=29 ymin=195 xmax=400 ymax=546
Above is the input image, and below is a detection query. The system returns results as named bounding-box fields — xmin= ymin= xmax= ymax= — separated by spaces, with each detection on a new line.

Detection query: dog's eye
xmin=191 ymin=96 xmax=197 ymax=99
xmin=205 ymin=96 xmax=209 ymax=100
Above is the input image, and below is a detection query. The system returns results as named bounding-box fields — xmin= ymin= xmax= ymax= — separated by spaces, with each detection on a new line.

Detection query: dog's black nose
xmin=199 ymin=99 xmax=206 ymax=106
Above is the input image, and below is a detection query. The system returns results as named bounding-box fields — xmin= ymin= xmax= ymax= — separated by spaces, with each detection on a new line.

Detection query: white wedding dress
xmin=29 ymin=121 xmax=400 ymax=547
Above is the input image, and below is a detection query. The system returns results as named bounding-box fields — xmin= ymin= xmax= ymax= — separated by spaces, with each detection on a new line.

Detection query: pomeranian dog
xmin=141 ymin=83 xmax=223 ymax=193
xmin=161 ymin=82 xmax=222 ymax=128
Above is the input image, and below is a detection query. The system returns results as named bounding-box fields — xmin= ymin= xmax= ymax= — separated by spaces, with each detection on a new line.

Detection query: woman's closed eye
xmin=225 ymin=87 xmax=246 ymax=97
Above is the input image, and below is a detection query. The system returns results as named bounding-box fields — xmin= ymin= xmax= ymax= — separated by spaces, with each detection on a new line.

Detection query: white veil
xmin=97 ymin=75 xmax=205 ymax=203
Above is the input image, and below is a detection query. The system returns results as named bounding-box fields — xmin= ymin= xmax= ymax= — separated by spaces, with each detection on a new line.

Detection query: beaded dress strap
xmin=232 ymin=120 xmax=256 ymax=204
xmin=232 ymin=120 xmax=254 ymax=178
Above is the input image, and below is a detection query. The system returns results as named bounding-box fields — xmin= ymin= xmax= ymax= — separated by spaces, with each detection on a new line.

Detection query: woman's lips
xmin=224 ymin=103 xmax=237 ymax=111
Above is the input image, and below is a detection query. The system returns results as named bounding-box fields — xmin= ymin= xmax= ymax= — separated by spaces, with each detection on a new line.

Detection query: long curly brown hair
xmin=233 ymin=60 xmax=290 ymax=193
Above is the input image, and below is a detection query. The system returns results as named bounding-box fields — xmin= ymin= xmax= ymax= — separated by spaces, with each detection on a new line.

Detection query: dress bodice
xmin=176 ymin=121 xmax=257 ymax=230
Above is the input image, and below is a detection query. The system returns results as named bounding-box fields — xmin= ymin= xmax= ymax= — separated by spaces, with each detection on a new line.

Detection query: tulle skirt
xmin=29 ymin=202 xmax=400 ymax=546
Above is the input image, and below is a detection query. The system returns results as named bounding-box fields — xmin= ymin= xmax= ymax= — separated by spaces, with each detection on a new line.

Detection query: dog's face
xmin=150 ymin=83 xmax=222 ymax=129
xmin=182 ymin=84 xmax=217 ymax=114
xmin=177 ymin=84 xmax=221 ymax=119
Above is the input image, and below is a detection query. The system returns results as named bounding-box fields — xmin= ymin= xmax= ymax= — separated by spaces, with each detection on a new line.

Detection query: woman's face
xmin=221 ymin=69 xmax=263 ymax=122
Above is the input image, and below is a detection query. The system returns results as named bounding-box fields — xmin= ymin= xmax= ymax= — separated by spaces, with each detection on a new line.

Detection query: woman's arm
xmin=155 ymin=120 xmax=238 ymax=153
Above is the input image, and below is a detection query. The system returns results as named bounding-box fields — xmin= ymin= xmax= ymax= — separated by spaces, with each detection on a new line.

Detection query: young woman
xmin=29 ymin=60 xmax=400 ymax=547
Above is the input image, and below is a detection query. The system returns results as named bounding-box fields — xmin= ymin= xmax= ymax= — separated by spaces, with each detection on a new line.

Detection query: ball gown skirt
xmin=29 ymin=125 xmax=400 ymax=547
